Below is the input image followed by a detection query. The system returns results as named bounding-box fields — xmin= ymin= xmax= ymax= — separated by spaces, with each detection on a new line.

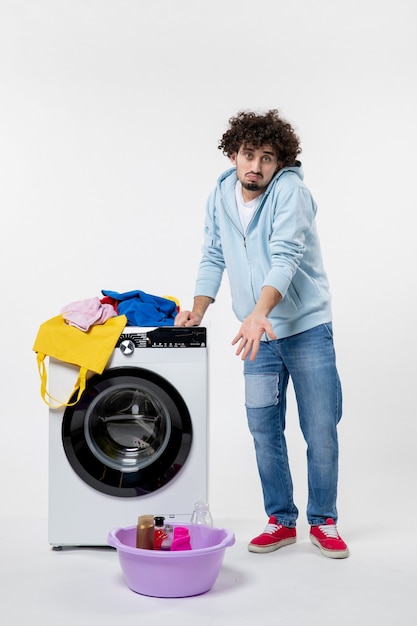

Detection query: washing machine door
xmin=62 ymin=367 xmax=192 ymax=497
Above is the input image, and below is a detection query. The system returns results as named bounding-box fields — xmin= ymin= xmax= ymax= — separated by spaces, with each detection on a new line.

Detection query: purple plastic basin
xmin=107 ymin=523 xmax=235 ymax=598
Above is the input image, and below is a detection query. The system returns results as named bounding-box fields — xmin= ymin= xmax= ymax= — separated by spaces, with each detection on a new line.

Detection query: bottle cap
xmin=194 ymin=500 xmax=209 ymax=510
xmin=137 ymin=514 xmax=154 ymax=528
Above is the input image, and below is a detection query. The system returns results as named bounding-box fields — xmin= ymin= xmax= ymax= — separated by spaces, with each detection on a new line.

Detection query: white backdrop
xmin=1 ymin=0 xmax=415 ymax=528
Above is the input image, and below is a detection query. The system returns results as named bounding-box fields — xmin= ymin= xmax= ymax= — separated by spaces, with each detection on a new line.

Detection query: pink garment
xmin=61 ymin=297 xmax=117 ymax=332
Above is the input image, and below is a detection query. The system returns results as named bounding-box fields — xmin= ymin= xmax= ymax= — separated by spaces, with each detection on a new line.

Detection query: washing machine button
xmin=119 ymin=339 xmax=135 ymax=355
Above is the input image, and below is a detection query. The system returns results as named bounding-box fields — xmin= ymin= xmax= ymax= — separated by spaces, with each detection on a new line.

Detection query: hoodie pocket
xmin=282 ymin=283 xmax=302 ymax=310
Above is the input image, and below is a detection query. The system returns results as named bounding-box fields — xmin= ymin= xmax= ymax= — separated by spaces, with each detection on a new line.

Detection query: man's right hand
xmin=174 ymin=296 xmax=213 ymax=327
xmin=174 ymin=311 xmax=203 ymax=327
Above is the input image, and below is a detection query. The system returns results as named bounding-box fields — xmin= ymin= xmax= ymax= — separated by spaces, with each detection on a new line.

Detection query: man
xmin=175 ymin=109 xmax=349 ymax=559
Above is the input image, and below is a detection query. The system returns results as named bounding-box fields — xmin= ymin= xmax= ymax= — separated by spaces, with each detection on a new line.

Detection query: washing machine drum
xmin=62 ymin=367 xmax=193 ymax=497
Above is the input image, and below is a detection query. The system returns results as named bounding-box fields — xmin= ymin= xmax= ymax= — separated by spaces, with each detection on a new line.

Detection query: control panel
xmin=116 ymin=327 xmax=207 ymax=349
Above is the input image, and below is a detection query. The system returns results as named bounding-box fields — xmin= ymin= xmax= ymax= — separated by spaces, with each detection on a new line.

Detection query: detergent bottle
xmin=136 ymin=514 xmax=154 ymax=549
xmin=170 ymin=526 xmax=192 ymax=551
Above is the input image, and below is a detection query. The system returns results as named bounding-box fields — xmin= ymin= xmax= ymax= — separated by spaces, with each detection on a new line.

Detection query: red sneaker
xmin=309 ymin=518 xmax=349 ymax=559
xmin=248 ymin=516 xmax=296 ymax=553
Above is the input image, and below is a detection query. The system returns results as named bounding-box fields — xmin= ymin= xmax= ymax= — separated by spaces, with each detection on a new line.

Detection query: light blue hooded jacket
xmin=194 ymin=162 xmax=333 ymax=339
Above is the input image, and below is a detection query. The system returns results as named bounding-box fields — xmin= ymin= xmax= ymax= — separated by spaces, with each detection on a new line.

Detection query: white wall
xmin=1 ymin=0 xmax=415 ymax=526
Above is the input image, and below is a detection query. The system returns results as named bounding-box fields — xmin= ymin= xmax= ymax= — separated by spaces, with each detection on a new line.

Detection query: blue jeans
xmin=244 ymin=323 xmax=342 ymax=527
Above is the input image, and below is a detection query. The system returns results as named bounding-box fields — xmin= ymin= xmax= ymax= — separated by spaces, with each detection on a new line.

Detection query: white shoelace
xmin=264 ymin=522 xmax=282 ymax=535
xmin=317 ymin=523 xmax=339 ymax=538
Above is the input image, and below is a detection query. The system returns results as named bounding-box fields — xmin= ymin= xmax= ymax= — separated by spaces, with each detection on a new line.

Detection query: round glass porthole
xmin=62 ymin=367 xmax=192 ymax=497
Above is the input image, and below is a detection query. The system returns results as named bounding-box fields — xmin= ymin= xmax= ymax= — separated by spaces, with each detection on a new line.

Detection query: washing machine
xmin=48 ymin=326 xmax=208 ymax=548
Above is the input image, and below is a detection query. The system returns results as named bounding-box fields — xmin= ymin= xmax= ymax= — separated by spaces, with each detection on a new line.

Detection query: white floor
xmin=3 ymin=514 xmax=416 ymax=626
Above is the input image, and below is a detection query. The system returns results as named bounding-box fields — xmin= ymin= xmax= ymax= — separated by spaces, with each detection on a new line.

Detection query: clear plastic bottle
xmin=162 ymin=524 xmax=174 ymax=550
xmin=190 ymin=500 xmax=213 ymax=527
xmin=153 ymin=516 xmax=168 ymax=550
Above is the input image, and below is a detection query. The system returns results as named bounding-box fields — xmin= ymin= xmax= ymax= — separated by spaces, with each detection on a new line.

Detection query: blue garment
xmin=102 ymin=289 xmax=178 ymax=326
xmin=244 ymin=323 xmax=342 ymax=526
xmin=195 ymin=162 xmax=332 ymax=340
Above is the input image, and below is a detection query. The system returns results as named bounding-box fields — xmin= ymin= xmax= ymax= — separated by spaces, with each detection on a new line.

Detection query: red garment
xmin=100 ymin=296 xmax=119 ymax=313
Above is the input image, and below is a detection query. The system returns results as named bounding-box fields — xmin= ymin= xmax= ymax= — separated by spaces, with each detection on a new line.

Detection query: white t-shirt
xmin=235 ymin=180 xmax=264 ymax=233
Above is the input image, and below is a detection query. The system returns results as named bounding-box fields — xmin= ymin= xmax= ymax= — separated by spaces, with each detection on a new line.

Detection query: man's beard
xmin=242 ymin=181 xmax=265 ymax=192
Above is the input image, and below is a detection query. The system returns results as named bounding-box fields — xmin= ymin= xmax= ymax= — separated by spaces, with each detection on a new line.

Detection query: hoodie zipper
xmin=219 ymin=189 xmax=271 ymax=306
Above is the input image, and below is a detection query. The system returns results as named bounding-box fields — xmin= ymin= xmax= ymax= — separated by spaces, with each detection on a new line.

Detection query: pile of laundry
xmin=61 ymin=289 xmax=180 ymax=332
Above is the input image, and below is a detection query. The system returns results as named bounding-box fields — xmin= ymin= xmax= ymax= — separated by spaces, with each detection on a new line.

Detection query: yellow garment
xmin=33 ymin=314 xmax=127 ymax=408
xmin=162 ymin=295 xmax=181 ymax=310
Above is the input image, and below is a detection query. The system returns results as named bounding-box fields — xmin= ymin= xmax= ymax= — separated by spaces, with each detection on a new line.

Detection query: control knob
xmin=120 ymin=339 xmax=135 ymax=355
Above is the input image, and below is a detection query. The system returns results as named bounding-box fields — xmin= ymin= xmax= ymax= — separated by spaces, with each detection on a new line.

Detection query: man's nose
xmin=251 ymin=158 xmax=261 ymax=172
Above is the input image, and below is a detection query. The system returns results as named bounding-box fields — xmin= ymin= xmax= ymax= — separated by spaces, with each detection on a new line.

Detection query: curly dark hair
xmin=218 ymin=109 xmax=301 ymax=166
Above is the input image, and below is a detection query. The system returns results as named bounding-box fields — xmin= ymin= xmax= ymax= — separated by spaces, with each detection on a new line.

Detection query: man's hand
xmin=231 ymin=285 xmax=281 ymax=360
xmin=174 ymin=295 xmax=213 ymax=327
xmin=174 ymin=310 xmax=203 ymax=327
xmin=232 ymin=313 xmax=277 ymax=361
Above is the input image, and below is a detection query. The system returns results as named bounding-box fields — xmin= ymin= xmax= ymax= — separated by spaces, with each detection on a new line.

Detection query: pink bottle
xmin=170 ymin=526 xmax=192 ymax=551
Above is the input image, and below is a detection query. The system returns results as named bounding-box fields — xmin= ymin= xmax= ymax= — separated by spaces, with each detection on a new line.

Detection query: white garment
xmin=235 ymin=180 xmax=263 ymax=233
